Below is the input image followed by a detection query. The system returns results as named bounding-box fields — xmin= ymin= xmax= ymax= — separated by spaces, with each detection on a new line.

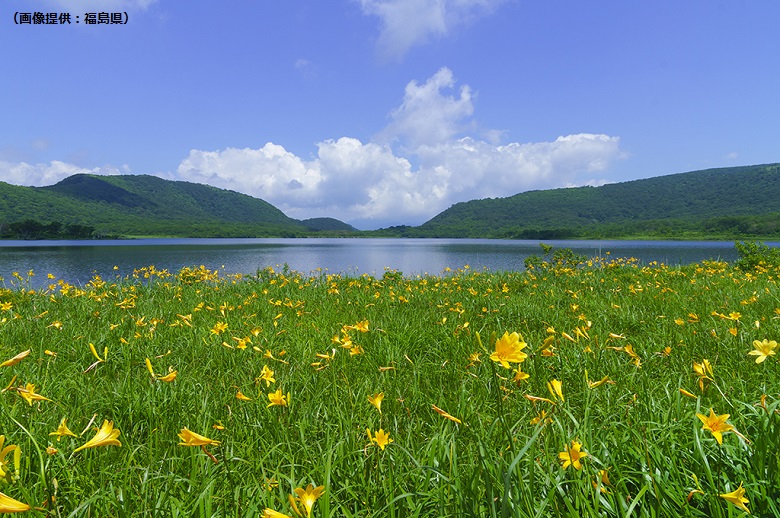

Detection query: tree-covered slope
xmin=414 ymin=163 xmax=780 ymax=238
xmin=0 ymin=174 xmax=350 ymax=238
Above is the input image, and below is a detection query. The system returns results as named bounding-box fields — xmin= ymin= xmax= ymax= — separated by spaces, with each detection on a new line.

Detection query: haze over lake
xmin=0 ymin=238 xmax=767 ymax=288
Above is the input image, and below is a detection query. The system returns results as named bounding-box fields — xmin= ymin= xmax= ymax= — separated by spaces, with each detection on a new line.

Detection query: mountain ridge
xmin=1 ymin=163 xmax=779 ymax=239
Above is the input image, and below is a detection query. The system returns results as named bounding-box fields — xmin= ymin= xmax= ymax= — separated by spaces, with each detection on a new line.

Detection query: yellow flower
xmin=178 ymin=428 xmax=220 ymax=447
xmin=593 ymin=469 xmax=613 ymax=493
xmin=17 ymin=383 xmax=52 ymax=405
xmin=157 ymin=369 xmax=177 ymax=382
xmin=0 ymin=491 xmax=30 ymax=513
xmin=558 ymin=440 xmax=587 ymax=470
xmin=748 ymin=339 xmax=778 ymax=363
xmin=693 ymin=359 xmax=714 ymax=391
xmin=367 ymin=428 xmax=393 ymax=450
xmin=547 ymin=379 xmax=564 ymax=402
xmin=257 ymin=365 xmax=276 ymax=387
xmin=236 ymin=389 xmax=252 ymax=401
xmin=267 ymin=388 xmax=290 ymax=408
xmin=587 ymin=375 xmax=613 ymax=389
xmin=367 ymin=392 xmax=384 ymax=414
xmin=289 ymin=483 xmax=325 ymax=518
xmin=432 ymin=404 xmax=462 ymax=424
xmin=46 ymin=446 xmax=58 ymax=455
xmin=697 ymin=408 xmax=734 ymax=445
xmin=0 ymin=350 xmax=30 ymax=368
xmin=524 ymin=394 xmax=554 ymax=405
xmin=490 ymin=331 xmax=528 ymax=368
xmin=263 ymin=509 xmax=293 ymax=518
xmin=719 ymin=482 xmax=750 ymax=514
xmin=513 ymin=367 xmax=530 ymax=384
xmin=49 ymin=418 xmax=78 ymax=441
xmin=679 ymin=388 xmax=698 ymax=399
xmin=73 ymin=420 xmax=121 ymax=453
xmin=0 ymin=436 xmax=19 ymax=479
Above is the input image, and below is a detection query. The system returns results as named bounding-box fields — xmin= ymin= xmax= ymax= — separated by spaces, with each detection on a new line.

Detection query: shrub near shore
xmin=0 ymin=256 xmax=779 ymax=516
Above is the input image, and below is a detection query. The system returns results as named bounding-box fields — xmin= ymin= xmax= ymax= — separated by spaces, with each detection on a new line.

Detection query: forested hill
xmin=402 ymin=163 xmax=780 ymax=239
xmin=0 ymin=174 xmax=355 ymax=238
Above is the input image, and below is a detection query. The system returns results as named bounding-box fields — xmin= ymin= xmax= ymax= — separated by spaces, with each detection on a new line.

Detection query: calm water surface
xmin=0 ymin=238 xmax=767 ymax=288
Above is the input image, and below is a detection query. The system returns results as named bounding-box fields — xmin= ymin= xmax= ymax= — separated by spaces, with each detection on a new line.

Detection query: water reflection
xmin=0 ymin=238 xmax=768 ymax=288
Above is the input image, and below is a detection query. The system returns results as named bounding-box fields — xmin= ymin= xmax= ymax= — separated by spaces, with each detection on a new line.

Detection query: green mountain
xmin=0 ymin=174 xmax=354 ymax=238
xmin=380 ymin=163 xmax=780 ymax=239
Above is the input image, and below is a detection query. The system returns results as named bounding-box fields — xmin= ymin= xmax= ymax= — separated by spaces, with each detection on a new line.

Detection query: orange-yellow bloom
xmin=558 ymin=440 xmax=588 ymax=470
xmin=263 ymin=509 xmax=292 ymax=518
xmin=432 ymin=404 xmax=462 ymax=424
xmin=697 ymin=408 xmax=734 ymax=445
xmin=177 ymin=427 xmax=220 ymax=447
xmin=0 ymin=436 xmax=19 ymax=479
xmin=73 ymin=420 xmax=121 ymax=453
xmin=748 ymin=339 xmax=778 ymax=363
xmin=236 ymin=389 xmax=252 ymax=401
xmin=719 ymin=482 xmax=750 ymax=514
xmin=547 ymin=379 xmax=564 ymax=402
xmin=289 ymin=483 xmax=325 ymax=518
xmin=0 ymin=491 xmax=30 ymax=513
xmin=157 ymin=369 xmax=177 ymax=382
xmin=257 ymin=365 xmax=276 ymax=387
xmin=368 ymin=392 xmax=384 ymax=414
xmin=17 ymin=383 xmax=52 ymax=405
xmin=267 ymin=388 xmax=290 ymax=408
xmin=367 ymin=428 xmax=393 ymax=451
xmin=0 ymin=350 xmax=30 ymax=368
xmin=489 ymin=331 xmax=528 ymax=368
xmin=49 ymin=418 xmax=78 ymax=441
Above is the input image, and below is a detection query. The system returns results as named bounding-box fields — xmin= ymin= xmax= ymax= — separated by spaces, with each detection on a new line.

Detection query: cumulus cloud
xmin=0 ymin=68 xmax=623 ymax=229
xmin=173 ymin=68 xmax=623 ymax=227
xmin=0 ymin=161 xmax=126 ymax=187
xmin=359 ymin=0 xmax=506 ymax=60
xmin=378 ymin=67 xmax=473 ymax=149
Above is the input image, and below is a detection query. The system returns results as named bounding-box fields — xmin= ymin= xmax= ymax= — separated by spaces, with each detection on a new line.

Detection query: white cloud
xmin=378 ymin=67 xmax=473 ymax=149
xmin=172 ymin=69 xmax=623 ymax=227
xmin=0 ymin=69 xmax=623 ymax=229
xmin=359 ymin=0 xmax=506 ymax=60
xmin=0 ymin=160 xmax=125 ymax=187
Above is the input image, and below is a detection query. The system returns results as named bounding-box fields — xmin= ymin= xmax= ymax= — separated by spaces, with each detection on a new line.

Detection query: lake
xmin=0 ymin=238 xmax=769 ymax=288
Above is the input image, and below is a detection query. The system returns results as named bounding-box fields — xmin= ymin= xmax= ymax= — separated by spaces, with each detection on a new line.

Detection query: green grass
xmin=0 ymin=259 xmax=778 ymax=516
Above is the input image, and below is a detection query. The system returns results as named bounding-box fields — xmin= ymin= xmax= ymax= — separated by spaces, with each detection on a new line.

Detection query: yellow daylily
xmin=17 ymin=383 xmax=52 ymax=405
xmin=367 ymin=392 xmax=384 ymax=414
xmin=263 ymin=509 xmax=293 ymax=518
xmin=696 ymin=408 xmax=734 ymax=445
xmin=178 ymin=428 xmax=220 ymax=447
xmin=0 ymin=350 xmax=30 ymax=368
xmin=748 ymin=339 xmax=777 ymax=363
xmin=367 ymin=428 xmax=393 ymax=451
xmin=558 ymin=440 xmax=588 ymax=470
xmin=547 ymin=379 xmax=564 ymax=402
xmin=0 ymin=491 xmax=30 ymax=513
xmin=157 ymin=368 xmax=177 ymax=382
xmin=49 ymin=418 xmax=78 ymax=441
xmin=288 ymin=483 xmax=325 ymax=518
xmin=267 ymin=388 xmax=290 ymax=408
xmin=236 ymin=389 xmax=252 ymax=401
xmin=432 ymin=404 xmax=462 ymax=424
xmin=489 ymin=331 xmax=528 ymax=368
xmin=719 ymin=482 xmax=750 ymax=514
xmin=73 ymin=420 xmax=121 ymax=453
xmin=0 ymin=436 xmax=19 ymax=479
xmin=257 ymin=365 xmax=276 ymax=387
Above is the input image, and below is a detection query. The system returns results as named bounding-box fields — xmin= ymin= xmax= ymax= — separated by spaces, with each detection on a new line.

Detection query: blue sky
xmin=2 ymin=1 xmax=779 ymax=229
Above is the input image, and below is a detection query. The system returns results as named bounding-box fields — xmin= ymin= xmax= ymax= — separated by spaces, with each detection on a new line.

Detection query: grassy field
xmin=0 ymin=254 xmax=778 ymax=516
